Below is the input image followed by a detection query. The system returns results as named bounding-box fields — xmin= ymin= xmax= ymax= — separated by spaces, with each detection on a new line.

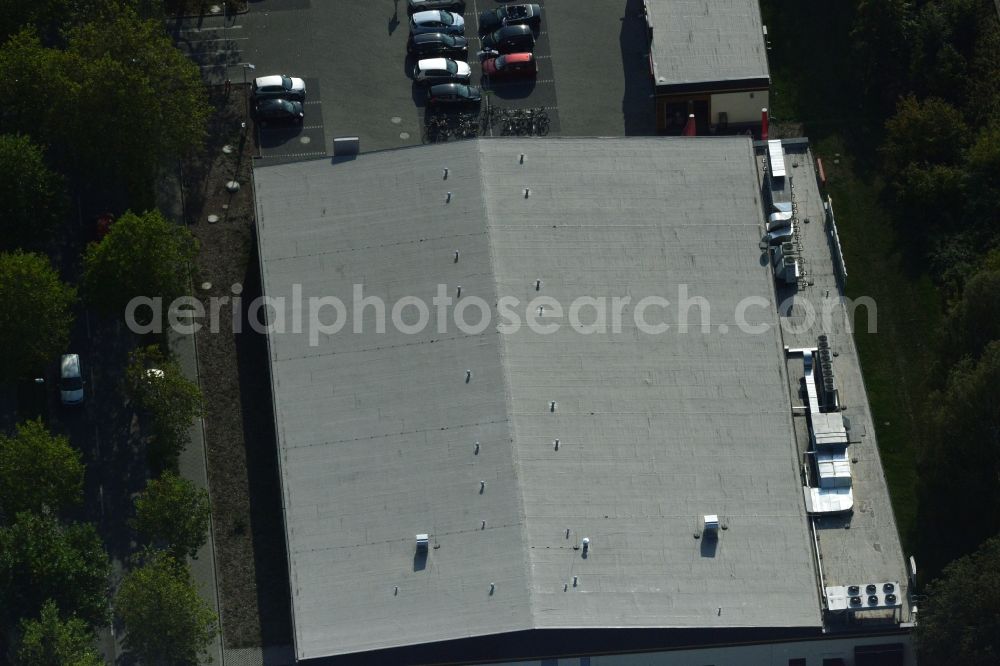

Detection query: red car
xmin=482 ymin=52 xmax=537 ymax=78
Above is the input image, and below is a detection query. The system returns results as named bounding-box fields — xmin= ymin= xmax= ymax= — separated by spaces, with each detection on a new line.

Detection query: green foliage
xmin=133 ymin=471 xmax=211 ymax=560
xmin=882 ymin=96 xmax=969 ymax=172
xmin=0 ymin=0 xmax=137 ymax=45
xmin=850 ymin=0 xmax=915 ymax=114
xmin=964 ymin=122 xmax=1000 ymax=218
xmin=0 ymin=419 xmax=84 ymax=517
xmin=124 ymin=345 xmax=204 ymax=468
xmin=0 ymin=512 xmax=111 ymax=627
xmin=0 ymin=134 xmax=67 ymax=250
xmin=918 ymin=341 xmax=1000 ymax=575
xmin=16 ymin=599 xmax=103 ymax=666
xmin=944 ymin=269 xmax=1000 ymax=361
xmin=83 ymin=210 xmax=198 ymax=322
xmin=115 ymin=551 xmax=218 ymax=665
xmin=0 ymin=5 xmax=210 ymax=204
xmin=907 ymin=0 xmax=980 ymax=104
xmin=0 ymin=251 xmax=76 ymax=380
xmin=916 ymin=533 xmax=1000 ymax=666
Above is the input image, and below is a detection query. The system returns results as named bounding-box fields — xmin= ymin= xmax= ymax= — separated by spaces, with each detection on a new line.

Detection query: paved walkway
xmin=159 ymin=167 xmax=226 ymax=666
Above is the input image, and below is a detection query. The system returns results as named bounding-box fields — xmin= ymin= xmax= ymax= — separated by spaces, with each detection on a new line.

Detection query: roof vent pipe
xmin=446 ymin=191 xmax=452 ymax=203
xmin=465 ymin=370 xmax=472 ymax=383
xmin=554 ymin=438 xmax=560 ymax=450
xmin=524 ymin=188 xmax=530 ymax=198
xmin=535 ymin=279 xmax=541 ymax=291
xmin=582 ymin=537 xmax=590 ymax=553
xmin=550 ymin=401 xmax=556 ymax=412
xmin=454 ymin=250 xmax=460 ymax=263
xmin=520 ymin=153 xmax=525 ymax=164
xmin=443 ymin=167 xmax=449 ymax=179
xmin=761 ymin=108 xmax=769 ymax=141
xmin=474 ymin=441 xmax=480 ymax=454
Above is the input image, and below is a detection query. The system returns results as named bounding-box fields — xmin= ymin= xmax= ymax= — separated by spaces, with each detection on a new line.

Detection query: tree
xmin=916 ymin=534 xmax=1000 ymax=666
xmin=0 ymin=513 xmax=110 ymax=627
xmin=63 ymin=5 xmax=209 ymax=204
xmin=115 ymin=551 xmax=217 ymax=665
xmin=0 ymin=0 xmax=139 ymax=45
xmin=882 ymin=96 xmax=969 ymax=173
xmin=850 ymin=0 xmax=915 ymax=114
xmin=0 ymin=251 xmax=76 ymax=380
xmin=16 ymin=599 xmax=103 ymax=666
xmin=83 ymin=210 xmax=198 ymax=324
xmin=917 ymin=341 xmax=1000 ymax=576
xmin=0 ymin=6 xmax=208 ymax=205
xmin=0 ymin=419 xmax=84 ymax=517
xmin=945 ymin=269 xmax=1000 ymax=362
xmin=123 ymin=345 xmax=204 ymax=468
xmin=133 ymin=471 xmax=211 ymax=560
xmin=0 ymin=134 xmax=67 ymax=250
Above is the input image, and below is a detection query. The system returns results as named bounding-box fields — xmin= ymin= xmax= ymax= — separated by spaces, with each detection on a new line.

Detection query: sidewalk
xmin=159 ymin=166 xmax=226 ymax=665
xmin=172 ymin=326 xmax=226 ymax=666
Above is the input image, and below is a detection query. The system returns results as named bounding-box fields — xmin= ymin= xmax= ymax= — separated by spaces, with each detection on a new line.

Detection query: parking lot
xmin=172 ymin=0 xmax=652 ymax=163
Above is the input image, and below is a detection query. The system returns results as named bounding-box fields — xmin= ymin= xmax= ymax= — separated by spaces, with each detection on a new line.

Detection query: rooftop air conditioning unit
xmin=416 ymin=534 xmax=429 ymax=552
xmin=702 ymin=514 xmax=720 ymax=537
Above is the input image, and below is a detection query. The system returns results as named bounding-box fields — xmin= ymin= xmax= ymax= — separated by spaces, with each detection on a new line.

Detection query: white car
xmin=413 ymin=57 xmax=471 ymax=86
xmin=410 ymin=10 xmax=465 ymax=36
xmin=252 ymin=74 xmax=306 ymax=101
xmin=60 ymin=353 xmax=84 ymax=405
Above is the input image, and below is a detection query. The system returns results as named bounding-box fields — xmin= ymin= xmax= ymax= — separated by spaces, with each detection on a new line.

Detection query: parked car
xmin=427 ymin=83 xmax=482 ymax=107
xmin=408 ymin=0 xmax=465 ymax=14
xmin=414 ymin=57 xmax=471 ymax=86
xmin=60 ymin=353 xmax=84 ymax=405
xmin=252 ymin=74 xmax=306 ymax=101
xmin=255 ymin=98 xmax=305 ymax=124
xmin=410 ymin=10 xmax=465 ymax=35
xmin=407 ymin=32 xmax=469 ymax=58
xmin=482 ymin=52 xmax=537 ymax=78
xmin=480 ymin=24 xmax=535 ymax=54
xmin=478 ymin=4 xmax=541 ymax=33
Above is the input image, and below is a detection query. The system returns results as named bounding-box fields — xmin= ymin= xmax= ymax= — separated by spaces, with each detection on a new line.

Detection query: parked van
xmin=60 ymin=353 xmax=84 ymax=405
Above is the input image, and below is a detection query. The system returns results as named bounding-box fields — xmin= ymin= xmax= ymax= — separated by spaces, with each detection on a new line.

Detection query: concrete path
xmin=159 ymin=163 xmax=226 ymax=665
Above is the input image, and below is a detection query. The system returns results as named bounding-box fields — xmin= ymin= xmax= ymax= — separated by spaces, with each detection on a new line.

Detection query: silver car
xmin=410 ymin=10 xmax=466 ymax=36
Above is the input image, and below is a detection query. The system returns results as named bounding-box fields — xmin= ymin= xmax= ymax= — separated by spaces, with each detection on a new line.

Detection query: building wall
xmin=489 ymin=632 xmax=915 ymax=666
xmin=711 ymin=89 xmax=770 ymax=125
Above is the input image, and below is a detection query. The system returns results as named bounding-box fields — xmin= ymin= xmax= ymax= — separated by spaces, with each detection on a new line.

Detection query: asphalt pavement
xmin=170 ymin=0 xmax=655 ymax=158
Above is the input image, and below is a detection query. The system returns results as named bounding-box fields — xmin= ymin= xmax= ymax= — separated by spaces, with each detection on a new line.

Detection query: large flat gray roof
xmin=646 ymin=0 xmax=770 ymax=89
xmin=253 ymin=138 xmax=822 ymax=661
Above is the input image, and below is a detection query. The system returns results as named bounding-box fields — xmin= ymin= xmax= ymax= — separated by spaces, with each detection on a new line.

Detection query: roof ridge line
xmin=478 ymin=140 xmax=537 ymax=629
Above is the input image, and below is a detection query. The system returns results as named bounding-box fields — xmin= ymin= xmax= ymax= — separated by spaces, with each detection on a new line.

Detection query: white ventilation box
xmin=768 ymin=140 xmax=786 ymax=178
xmin=702 ymin=514 xmax=720 ymax=535
xmin=415 ymin=534 xmax=429 ymax=552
